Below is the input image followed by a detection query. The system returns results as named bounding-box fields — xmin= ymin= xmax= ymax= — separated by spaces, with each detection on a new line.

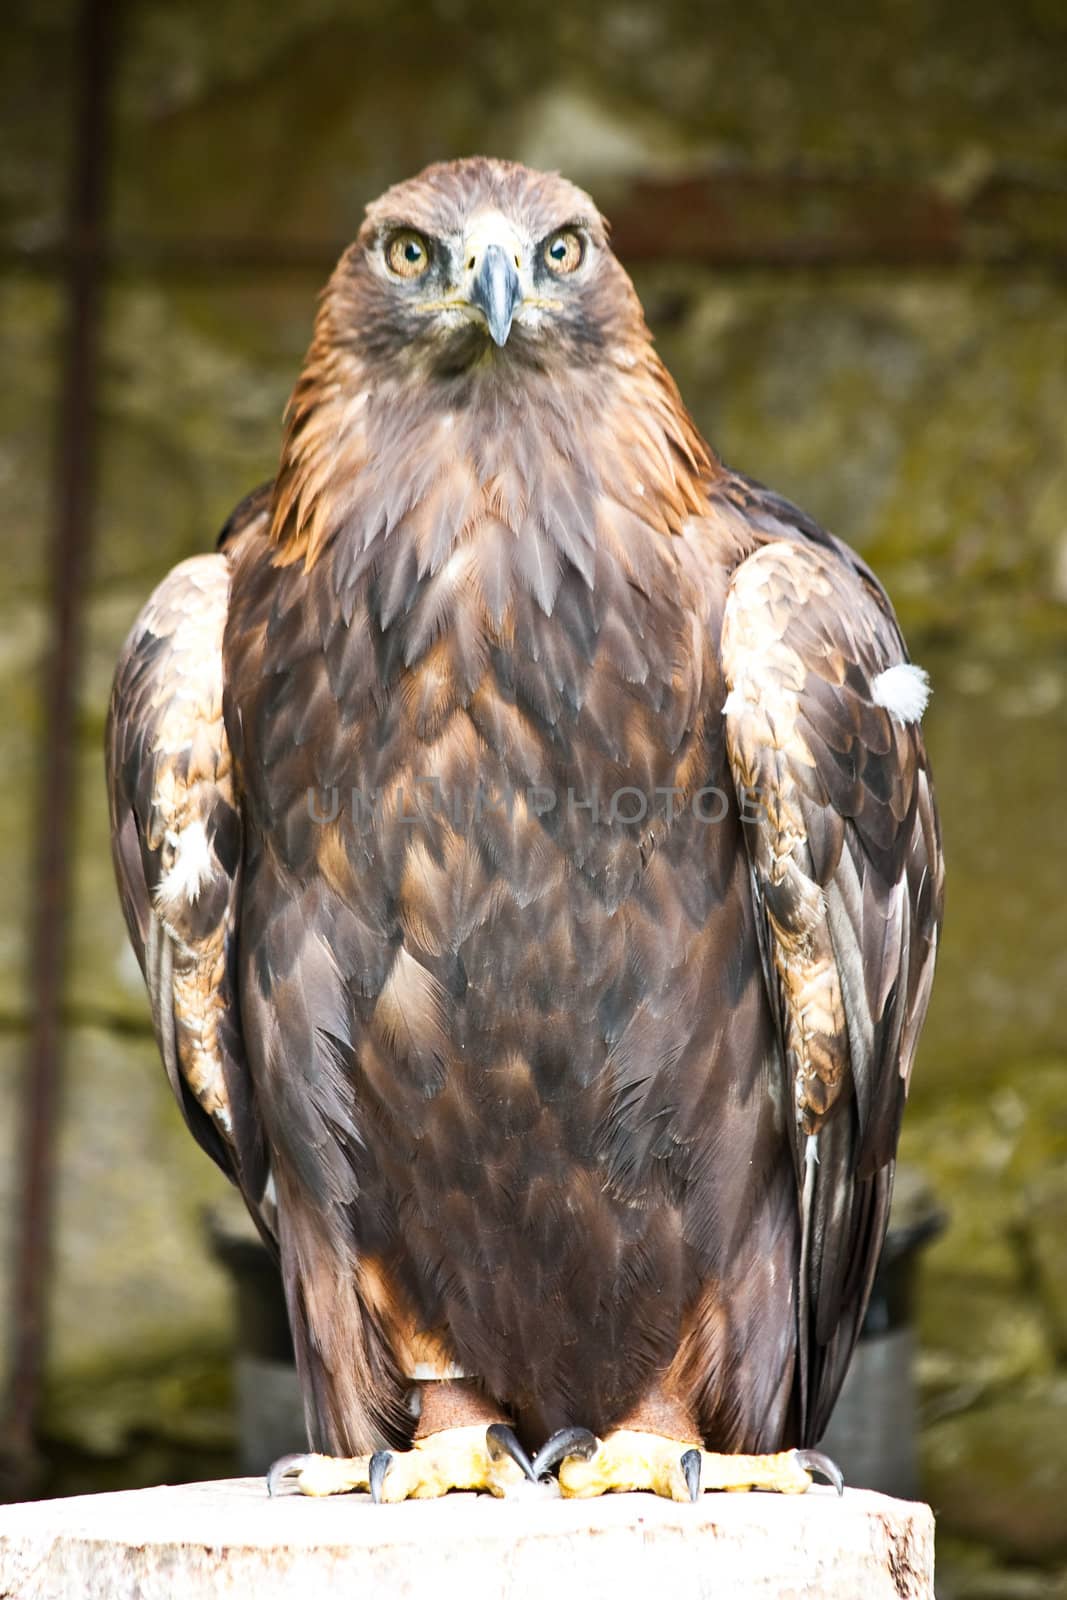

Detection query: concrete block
xmin=0 ymin=1476 xmax=934 ymax=1599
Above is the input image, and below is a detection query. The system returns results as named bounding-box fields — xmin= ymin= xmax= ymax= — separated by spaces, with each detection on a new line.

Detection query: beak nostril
xmin=467 ymin=256 xmax=476 ymax=271
xmin=514 ymin=255 xmax=521 ymax=269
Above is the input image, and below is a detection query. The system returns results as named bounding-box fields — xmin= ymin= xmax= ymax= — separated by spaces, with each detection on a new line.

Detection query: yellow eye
xmin=385 ymin=230 xmax=431 ymax=279
xmin=543 ymin=228 xmax=584 ymax=274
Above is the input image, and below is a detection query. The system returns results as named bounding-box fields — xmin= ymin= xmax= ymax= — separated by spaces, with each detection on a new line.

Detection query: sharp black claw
xmin=531 ymin=1426 xmax=599 ymax=1480
xmin=794 ymin=1449 xmax=845 ymax=1496
xmin=369 ymin=1449 xmax=393 ymax=1503
xmin=266 ymin=1452 xmax=307 ymax=1497
xmin=486 ymin=1423 xmax=538 ymax=1483
xmin=681 ymin=1448 xmax=702 ymax=1503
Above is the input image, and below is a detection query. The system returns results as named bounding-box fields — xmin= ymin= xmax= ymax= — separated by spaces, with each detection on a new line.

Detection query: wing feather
xmin=106 ymin=550 xmax=272 ymax=1239
xmin=720 ymin=530 xmax=942 ymax=1441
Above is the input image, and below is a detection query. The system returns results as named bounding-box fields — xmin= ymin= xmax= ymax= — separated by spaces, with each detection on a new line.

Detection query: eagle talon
xmin=681 ymin=1448 xmax=702 ymax=1502
xmin=486 ymin=1423 xmax=537 ymax=1483
xmin=266 ymin=1452 xmax=309 ymax=1497
xmin=369 ymin=1450 xmax=393 ymax=1503
xmin=280 ymin=1423 xmax=532 ymax=1502
xmin=532 ymin=1426 xmax=600 ymax=1480
xmin=793 ymin=1449 xmax=844 ymax=1496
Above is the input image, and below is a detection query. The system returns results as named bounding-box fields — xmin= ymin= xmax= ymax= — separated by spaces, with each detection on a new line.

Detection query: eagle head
xmin=268 ymin=157 xmax=706 ymax=567
xmin=330 ymin=157 xmax=648 ymax=377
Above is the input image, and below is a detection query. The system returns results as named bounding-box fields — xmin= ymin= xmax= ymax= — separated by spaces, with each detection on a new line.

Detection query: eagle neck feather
xmin=268 ymin=321 xmax=716 ymax=602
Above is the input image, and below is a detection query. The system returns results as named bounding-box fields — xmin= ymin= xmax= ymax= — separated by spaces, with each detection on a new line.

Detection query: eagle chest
xmin=230 ymin=537 xmax=742 ymax=1200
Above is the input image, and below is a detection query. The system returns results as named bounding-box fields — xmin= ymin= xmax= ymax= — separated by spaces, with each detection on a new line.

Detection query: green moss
xmin=902 ymin=1061 xmax=1067 ymax=1418
xmin=934 ymin=1535 xmax=1067 ymax=1599
xmin=93 ymin=281 xmax=310 ymax=599
xmin=108 ymin=0 xmax=1067 ymax=247
xmin=1022 ymin=1168 xmax=1067 ymax=1363
xmin=0 ymin=3 xmax=75 ymax=250
xmin=40 ymin=1344 xmax=234 ymax=1456
xmin=0 ymin=278 xmax=65 ymax=596
xmin=36 ymin=1028 xmax=233 ymax=1384
xmin=654 ymin=270 xmax=1067 ymax=650
xmin=923 ymin=1380 xmax=1067 ymax=1563
xmin=905 ymin=1063 xmax=1067 ymax=1254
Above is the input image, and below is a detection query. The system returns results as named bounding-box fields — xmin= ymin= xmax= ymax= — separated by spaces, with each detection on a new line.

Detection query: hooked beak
xmin=469 ymin=243 xmax=523 ymax=347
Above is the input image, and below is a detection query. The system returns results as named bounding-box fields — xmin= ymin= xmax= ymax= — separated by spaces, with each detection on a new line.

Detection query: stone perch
xmin=0 ymin=1477 xmax=933 ymax=1598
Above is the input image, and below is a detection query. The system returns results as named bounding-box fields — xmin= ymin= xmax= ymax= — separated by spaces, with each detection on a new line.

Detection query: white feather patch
xmin=155 ymin=820 xmax=213 ymax=911
xmin=722 ymin=664 xmax=760 ymax=719
xmin=871 ymin=662 xmax=931 ymax=724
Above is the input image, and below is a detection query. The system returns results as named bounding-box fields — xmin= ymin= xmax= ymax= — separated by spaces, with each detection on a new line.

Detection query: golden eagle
xmin=106 ymin=158 xmax=942 ymax=1503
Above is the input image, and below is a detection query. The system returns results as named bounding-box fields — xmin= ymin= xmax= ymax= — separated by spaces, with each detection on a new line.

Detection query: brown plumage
xmin=107 ymin=158 xmax=942 ymax=1474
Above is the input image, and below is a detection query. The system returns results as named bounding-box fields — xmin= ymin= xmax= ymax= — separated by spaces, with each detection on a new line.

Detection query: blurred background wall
xmin=1 ymin=0 xmax=1065 ymax=1593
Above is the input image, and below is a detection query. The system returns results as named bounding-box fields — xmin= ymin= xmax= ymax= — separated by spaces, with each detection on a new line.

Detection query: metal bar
xmin=2 ymin=0 xmax=116 ymax=1492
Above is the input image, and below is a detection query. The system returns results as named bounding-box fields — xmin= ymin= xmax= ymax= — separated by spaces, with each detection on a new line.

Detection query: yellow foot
xmin=267 ymin=1422 xmax=537 ymax=1502
xmin=535 ymin=1426 xmax=843 ymax=1503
